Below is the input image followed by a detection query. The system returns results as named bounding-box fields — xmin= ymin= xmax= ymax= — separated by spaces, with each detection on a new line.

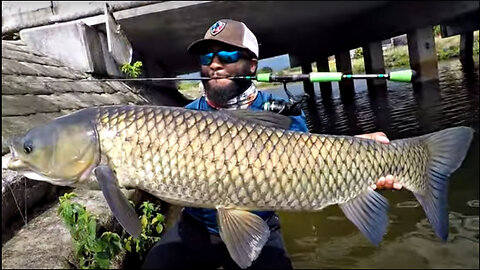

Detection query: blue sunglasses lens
xmin=200 ymin=53 xmax=214 ymax=65
xmin=200 ymin=51 xmax=241 ymax=65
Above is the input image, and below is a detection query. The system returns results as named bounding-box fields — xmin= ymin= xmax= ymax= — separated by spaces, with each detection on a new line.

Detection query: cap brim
xmin=187 ymin=39 xmax=250 ymax=55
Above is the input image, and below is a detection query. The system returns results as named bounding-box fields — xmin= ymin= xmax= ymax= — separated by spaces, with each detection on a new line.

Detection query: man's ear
xmin=250 ymin=59 xmax=258 ymax=74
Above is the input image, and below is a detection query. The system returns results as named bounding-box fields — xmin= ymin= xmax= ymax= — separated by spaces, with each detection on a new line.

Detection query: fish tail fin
xmin=414 ymin=126 xmax=474 ymax=241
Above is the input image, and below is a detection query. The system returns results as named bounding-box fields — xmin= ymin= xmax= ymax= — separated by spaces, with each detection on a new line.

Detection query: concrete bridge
xmin=3 ymin=1 xmax=479 ymax=101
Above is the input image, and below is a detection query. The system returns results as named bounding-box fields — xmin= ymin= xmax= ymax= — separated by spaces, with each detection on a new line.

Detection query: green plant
xmin=178 ymin=81 xmax=201 ymax=91
xmin=352 ymin=58 xmax=366 ymax=73
xmin=433 ymin=25 xmax=442 ymax=37
xmin=352 ymin=47 xmax=363 ymax=59
xmin=123 ymin=201 xmax=165 ymax=260
xmin=57 ymin=192 xmax=123 ymax=269
xmin=121 ymin=61 xmax=143 ymax=78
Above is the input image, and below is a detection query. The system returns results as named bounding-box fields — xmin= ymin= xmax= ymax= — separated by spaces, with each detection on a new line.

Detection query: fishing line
xmin=6 ymin=181 xmax=28 ymax=226
xmin=24 ymin=177 xmax=28 ymax=225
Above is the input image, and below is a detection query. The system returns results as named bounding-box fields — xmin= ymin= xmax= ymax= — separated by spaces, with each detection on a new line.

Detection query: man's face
xmin=199 ymin=43 xmax=257 ymax=106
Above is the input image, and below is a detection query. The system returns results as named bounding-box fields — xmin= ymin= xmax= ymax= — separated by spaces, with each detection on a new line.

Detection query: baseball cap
xmin=187 ymin=19 xmax=259 ymax=58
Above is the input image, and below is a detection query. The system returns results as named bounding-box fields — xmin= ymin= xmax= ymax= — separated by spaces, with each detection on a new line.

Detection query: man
xmin=142 ymin=19 xmax=401 ymax=269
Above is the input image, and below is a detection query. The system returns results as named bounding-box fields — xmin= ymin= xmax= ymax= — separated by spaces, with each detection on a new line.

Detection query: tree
xmin=258 ymin=66 xmax=273 ymax=74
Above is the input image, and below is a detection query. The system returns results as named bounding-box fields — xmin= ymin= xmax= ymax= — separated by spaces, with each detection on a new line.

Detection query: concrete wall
xmin=19 ymin=21 xmax=123 ymax=77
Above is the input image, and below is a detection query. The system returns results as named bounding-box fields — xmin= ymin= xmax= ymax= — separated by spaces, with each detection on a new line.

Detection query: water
xmin=263 ymin=59 xmax=479 ymax=269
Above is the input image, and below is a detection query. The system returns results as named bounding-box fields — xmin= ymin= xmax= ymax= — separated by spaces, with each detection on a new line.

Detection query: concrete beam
xmin=315 ymin=57 xmax=332 ymax=102
xmin=440 ymin=10 xmax=479 ymax=38
xmin=362 ymin=41 xmax=387 ymax=97
xmin=407 ymin=26 xmax=439 ymax=83
xmin=335 ymin=51 xmax=355 ymax=101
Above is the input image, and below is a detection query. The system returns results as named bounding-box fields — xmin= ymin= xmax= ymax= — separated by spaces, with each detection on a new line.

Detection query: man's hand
xmin=355 ymin=132 xmax=403 ymax=190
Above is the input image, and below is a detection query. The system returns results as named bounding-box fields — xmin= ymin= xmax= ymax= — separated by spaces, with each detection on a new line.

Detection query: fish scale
xmin=93 ymin=105 xmax=425 ymax=210
xmin=7 ymin=104 xmax=474 ymax=263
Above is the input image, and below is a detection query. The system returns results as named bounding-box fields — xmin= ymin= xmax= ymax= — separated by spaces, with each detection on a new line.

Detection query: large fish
xmin=6 ymin=105 xmax=474 ymax=268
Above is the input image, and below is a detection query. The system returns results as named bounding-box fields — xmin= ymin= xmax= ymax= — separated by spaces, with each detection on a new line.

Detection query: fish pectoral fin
xmin=217 ymin=207 xmax=270 ymax=269
xmin=339 ymin=188 xmax=389 ymax=246
xmin=93 ymin=165 xmax=141 ymax=238
xmin=225 ymin=110 xmax=292 ymax=130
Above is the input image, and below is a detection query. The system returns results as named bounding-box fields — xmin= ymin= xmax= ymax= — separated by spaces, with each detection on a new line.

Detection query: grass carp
xmin=6 ymin=105 xmax=474 ymax=268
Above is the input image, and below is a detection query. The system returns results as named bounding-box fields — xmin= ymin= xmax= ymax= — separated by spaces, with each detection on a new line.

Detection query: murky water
xmin=263 ymin=59 xmax=479 ymax=269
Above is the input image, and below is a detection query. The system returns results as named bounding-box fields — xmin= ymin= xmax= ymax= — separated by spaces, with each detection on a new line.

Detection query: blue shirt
xmin=183 ymin=90 xmax=309 ymax=234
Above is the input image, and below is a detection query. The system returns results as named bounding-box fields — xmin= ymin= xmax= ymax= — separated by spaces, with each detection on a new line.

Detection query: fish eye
xmin=23 ymin=141 xmax=33 ymax=154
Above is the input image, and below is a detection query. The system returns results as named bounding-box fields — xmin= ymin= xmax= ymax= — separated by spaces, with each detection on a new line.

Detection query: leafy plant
xmin=352 ymin=47 xmax=363 ymax=59
xmin=121 ymin=61 xmax=143 ymax=78
xmin=433 ymin=25 xmax=442 ymax=37
xmin=58 ymin=192 xmax=123 ymax=269
xmin=58 ymin=193 xmax=167 ymax=268
xmin=123 ymin=201 xmax=165 ymax=261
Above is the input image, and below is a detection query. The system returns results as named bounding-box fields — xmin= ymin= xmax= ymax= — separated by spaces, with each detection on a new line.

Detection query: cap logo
xmin=210 ymin=21 xmax=226 ymax=36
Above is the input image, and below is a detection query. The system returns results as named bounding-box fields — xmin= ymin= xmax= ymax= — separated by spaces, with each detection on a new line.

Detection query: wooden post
xmin=407 ymin=26 xmax=439 ymax=83
xmin=315 ymin=57 xmax=332 ymax=102
xmin=363 ymin=41 xmax=387 ymax=97
xmin=460 ymin=31 xmax=474 ymax=66
xmin=335 ymin=51 xmax=355 ymax=102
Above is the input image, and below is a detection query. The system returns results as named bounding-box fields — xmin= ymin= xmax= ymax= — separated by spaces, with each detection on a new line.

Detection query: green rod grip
xmin=256 ymin=73 xmax=271 ymax=82
xmin=309 ymin=72 xmax=343 ymax=82
xmin=389 ymin=70 xmax=415 ymax=82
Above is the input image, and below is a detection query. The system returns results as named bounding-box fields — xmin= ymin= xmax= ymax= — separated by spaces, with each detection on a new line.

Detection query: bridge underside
xmin=89 ymin=1 xmax=478 ymax=75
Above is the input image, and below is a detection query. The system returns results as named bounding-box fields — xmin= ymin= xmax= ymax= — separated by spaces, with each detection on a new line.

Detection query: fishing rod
xmin=232 ymin=69 xmax=416 ymax=83
xmin=34 ymin=69 xmax=416 ymax=83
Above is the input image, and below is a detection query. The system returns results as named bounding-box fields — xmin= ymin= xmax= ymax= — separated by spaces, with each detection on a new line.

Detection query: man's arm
xmin=355 ymin=132 xmax=403 ymax=190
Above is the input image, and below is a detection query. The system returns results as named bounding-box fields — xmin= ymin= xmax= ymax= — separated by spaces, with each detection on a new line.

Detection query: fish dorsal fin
xmin=217 ymin=207 xmax=270 ymax=269
xmin=94 ymin=165 xmax=141 ymax=238
xmin=339 ymin=188 xmax=389 ymax=246
xmin=224 ymin=110 xmax=292 ymax=130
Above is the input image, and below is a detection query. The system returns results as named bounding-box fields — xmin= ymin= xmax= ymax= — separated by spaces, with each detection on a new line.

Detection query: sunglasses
xmin=200 ymin=50 xmax=245 ymax=65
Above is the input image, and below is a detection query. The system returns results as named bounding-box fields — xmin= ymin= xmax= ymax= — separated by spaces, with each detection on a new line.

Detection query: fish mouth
xmin=6 ymin=158 xmax=26 ymax=170
xmin=4 ymin=149 xmax=70 ymax=185
xmin=5 ymin=146 xmax=25 ymax=170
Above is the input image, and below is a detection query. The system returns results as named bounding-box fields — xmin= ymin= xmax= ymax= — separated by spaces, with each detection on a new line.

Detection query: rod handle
xmin=309 ymin=72 xmax=343 ymax=82
xmin=388 ymin=70 xmax=416 ymax=82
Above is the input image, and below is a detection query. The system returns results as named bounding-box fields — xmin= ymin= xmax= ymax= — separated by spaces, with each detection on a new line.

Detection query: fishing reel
xmin=263 ymin=97 xmax=304 ymax=116
xmin=263 ymin=82 xmax=306 ymax=116
xmin=263 ymin=99 xmax=303 ymax=116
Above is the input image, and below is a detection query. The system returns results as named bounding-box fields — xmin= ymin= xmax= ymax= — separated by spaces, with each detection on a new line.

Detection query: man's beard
xmin=201 ymin=67 xmax=253 ymax=107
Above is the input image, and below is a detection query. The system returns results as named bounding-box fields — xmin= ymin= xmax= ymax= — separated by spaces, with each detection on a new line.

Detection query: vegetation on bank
xmin=178 ymin=29 xmax=479 ymax=96
xmin=58 ymin=192 xmax=165 ymax=269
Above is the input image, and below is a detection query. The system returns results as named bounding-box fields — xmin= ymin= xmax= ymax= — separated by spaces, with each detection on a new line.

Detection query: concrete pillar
xmin=315 ymin=57 xmax=332 ymax=102
xmin=460 ymin=31 xmax=474 ymax=65
xmin=407 ymin=26 xmax=439 ymax=83
xmin=363 ymin=41 xmax=387 ymax=97
xmin=335 ymin=51 xmax=355 ymax=101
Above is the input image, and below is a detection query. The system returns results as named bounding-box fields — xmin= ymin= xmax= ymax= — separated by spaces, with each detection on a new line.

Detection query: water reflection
xmin=264 ymin=58 xmax=479 ymax=269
